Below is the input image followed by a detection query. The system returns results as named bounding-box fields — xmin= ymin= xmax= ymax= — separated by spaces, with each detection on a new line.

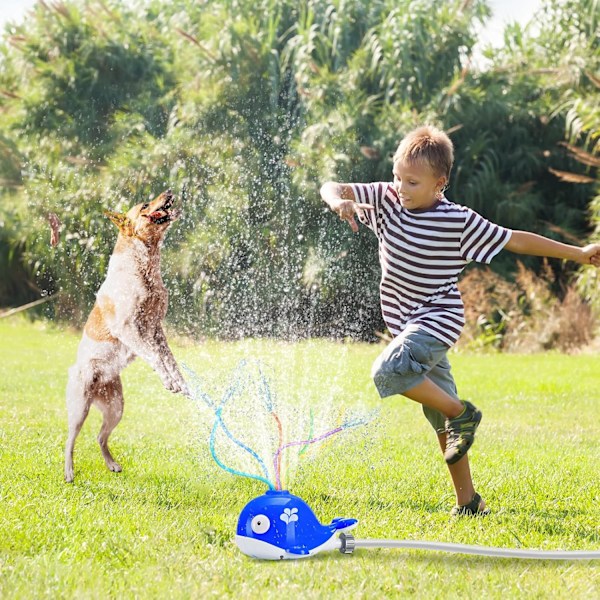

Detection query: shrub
xmin=459 ymin=262 xmax=596 ymax=352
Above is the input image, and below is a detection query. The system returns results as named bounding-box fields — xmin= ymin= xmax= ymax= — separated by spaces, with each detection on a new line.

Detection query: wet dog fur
xmin=64 ymin=190 xmax=189 ymax=483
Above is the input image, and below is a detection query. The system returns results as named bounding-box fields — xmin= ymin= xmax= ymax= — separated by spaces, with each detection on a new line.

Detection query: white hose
xmin=351 ymin=538 xmax=600 ymax=560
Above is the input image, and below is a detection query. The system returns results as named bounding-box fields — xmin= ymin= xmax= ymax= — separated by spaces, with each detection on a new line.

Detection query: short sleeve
xmin=460 ymin=209 xmax=512 ymax=264
xmin=349 ymin=182 xmax=390 ymax=235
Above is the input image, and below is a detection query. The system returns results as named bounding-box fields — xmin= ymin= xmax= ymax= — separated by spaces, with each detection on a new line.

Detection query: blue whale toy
xmin=235 ymin=490 xmax=358 ymax=560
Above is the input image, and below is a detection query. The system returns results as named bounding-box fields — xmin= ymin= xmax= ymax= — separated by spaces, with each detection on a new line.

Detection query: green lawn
xmin=1 ymin=317 xmax=599 ymax=598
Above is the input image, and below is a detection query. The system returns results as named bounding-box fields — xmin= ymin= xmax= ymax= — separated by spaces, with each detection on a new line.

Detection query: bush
xmin=459 ymin=262 xmax=596 ymax=352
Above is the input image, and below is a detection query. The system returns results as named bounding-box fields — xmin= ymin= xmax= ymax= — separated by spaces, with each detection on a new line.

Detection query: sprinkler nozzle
xmin=338 ymin=532 xmax=356 ymax=554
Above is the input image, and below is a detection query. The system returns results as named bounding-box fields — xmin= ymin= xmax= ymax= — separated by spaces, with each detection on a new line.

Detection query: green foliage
xmin=0 ymin=0 xmax=182 ymax=319
xmin=0 ymin=0 xmax=598 ymax=337
xmin=475 ymin=0 xmax=599 ymax=285
xmin=7 ymin=1 xmax=175 ymax=147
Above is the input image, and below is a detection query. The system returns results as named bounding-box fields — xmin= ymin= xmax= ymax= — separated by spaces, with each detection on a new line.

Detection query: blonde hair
xmin=393 ymin=125 xmax=454 ymax=180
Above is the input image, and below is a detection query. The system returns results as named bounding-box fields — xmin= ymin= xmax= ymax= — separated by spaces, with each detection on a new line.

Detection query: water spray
xmin=185 ymin=361 xmax=600 ymax=562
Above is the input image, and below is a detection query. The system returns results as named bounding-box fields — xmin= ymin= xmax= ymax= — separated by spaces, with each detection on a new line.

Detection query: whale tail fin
xmin=330 ymin=517 xmax=358 ymax=531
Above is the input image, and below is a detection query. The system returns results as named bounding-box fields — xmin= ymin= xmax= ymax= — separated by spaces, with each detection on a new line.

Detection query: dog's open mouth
xmin=148 ymin=211 xmax=172 ymax=225
xmin=147 ymin=190 xmax=179 ymax=224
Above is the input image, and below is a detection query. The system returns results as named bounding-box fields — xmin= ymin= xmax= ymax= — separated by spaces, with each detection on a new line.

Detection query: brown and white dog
xmin=64 ymin=189 xmax=189 ymax=483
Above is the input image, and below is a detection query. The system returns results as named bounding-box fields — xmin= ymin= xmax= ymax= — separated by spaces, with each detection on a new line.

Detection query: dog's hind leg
xmin=94 ymin=377 xmax=124 ymax=474
xmin=65 ymin=367 xmax=92 ymax=483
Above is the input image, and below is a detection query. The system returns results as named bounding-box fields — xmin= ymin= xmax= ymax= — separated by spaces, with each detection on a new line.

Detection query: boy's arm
xmin=505 ymin=230 xmax=600 ymax=266
xmin=320 ymin=181 xmax=374 ymax=233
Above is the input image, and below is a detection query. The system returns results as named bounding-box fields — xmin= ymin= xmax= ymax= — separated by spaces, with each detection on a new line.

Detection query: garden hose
xmin=338 ymin=533 xmax=600 ymax=560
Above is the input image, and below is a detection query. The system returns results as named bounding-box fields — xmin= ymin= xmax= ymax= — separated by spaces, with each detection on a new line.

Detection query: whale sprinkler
xmin=185 ymin=361 xmax=600 ymax=562
xmin=235 ymin=490 xmax=357 ymax=560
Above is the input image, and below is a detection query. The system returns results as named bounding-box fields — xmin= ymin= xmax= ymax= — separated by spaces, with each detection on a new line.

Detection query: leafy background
xmin=0 ymin=0 xmax=598 ymax=344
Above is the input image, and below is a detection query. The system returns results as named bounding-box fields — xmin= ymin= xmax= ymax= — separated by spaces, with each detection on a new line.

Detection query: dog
xmin=64 ymin=189 xmax=189 ymax=483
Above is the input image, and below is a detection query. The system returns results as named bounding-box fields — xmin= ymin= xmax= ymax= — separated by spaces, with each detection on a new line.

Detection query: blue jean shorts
xmin=371 ymin=327 xmax=458 ymax=434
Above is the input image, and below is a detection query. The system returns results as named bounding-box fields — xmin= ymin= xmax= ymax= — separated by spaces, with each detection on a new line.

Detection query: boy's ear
xmin=104 ymin=210 xmax=134 ymax=236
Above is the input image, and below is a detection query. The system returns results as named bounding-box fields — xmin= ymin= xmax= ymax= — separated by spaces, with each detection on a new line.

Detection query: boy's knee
xmin=370 ymin=352 xmax=401 ymax=388
xmin=371 ymin=360 xmax=389 ymax=394
xmin=370 ymin=353 xmax=386 ymax=382
xmin=371 ymin=341 xmax=429 ymax=395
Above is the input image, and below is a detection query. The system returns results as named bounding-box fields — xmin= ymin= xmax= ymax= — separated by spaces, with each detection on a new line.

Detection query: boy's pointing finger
xmin=347 ymin=215 xmax=359 ymax=233
xmin=354 ymin=202 xmax=373 ymax=229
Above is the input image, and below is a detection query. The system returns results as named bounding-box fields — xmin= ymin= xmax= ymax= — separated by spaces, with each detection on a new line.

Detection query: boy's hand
xmin=330 ymin=199 xmax=374 ymax=233
xmin=581 ymin=243 xmax=600 ymax=266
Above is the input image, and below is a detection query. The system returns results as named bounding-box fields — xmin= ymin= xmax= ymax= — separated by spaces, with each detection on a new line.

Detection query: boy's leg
xmin=372 ymin=330 xmax=482 ymax=463
xmin=372 ymin=329 xmax=463 ymax=417
xmin=372 ymin=332 xmax=487 ymax=513
xmin=436 ymin=432 xmax=484 ymax=507
xmin=416 ymin=357 xmax=482 ymax=465
xmin=402 ymin=377 xmax=463 ymax=418
xmin=427 ymin=360 xmax=487 ymax=513
xmin=406 ymin=378 xmax=482 ymax=464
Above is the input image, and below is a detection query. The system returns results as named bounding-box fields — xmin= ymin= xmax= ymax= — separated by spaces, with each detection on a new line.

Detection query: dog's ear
xmin=104 ymin=211 xmax=134 ymax=236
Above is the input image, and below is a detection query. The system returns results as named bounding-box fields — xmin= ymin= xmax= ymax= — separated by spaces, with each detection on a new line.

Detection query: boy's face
xmin=392 ymin=160 xmax=446 ymax=211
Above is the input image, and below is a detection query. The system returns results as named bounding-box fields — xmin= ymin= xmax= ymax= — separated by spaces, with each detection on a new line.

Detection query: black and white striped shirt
xmin=351 ymin=182 xmax=512 ymax=346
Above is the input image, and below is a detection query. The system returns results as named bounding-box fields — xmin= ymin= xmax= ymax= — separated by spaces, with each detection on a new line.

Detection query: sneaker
xmin=444 ymin=400 xmax=482 ymax=465
xmin=450 ymin=492 xmax=490 ymax=517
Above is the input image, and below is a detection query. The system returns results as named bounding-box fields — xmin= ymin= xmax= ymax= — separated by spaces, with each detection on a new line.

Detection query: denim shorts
xmin=371 ymin=327 xmax=458 ymax=433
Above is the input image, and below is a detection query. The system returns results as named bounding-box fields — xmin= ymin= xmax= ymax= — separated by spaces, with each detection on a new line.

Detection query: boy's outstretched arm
xmin=505 ymin=230 xmax=600 ymax=266
xmin=320 ymin=181 xmax=374 ymax=233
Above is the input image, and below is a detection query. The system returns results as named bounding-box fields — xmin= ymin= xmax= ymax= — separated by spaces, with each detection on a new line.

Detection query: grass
xmin=0 ymin=316 xmax=599 ymax=598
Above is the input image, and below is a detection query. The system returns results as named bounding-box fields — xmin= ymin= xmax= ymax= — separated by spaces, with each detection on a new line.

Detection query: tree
xmin=0 ymin=0 xmax=597 ymax=341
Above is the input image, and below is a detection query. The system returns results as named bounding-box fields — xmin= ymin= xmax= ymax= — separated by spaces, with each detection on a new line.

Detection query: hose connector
xmin=339 ymin=532 xmax=356 ymax=554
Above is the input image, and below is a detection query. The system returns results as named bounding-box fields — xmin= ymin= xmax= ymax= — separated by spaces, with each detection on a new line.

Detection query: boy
xmin=321 ymin=125 xmax=600 ymax=515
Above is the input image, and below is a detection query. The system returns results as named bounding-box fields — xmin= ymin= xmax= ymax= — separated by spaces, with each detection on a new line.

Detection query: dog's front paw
xmin=65 ymin=466 xmax=74 ymax=483
xmin=161 ymin=373 xmax=190 ymax=396
xmin=162 ymin=376 xmax=182 ymax=394
xmin=179 ymin=381 xmax=192 ymax=398
xmin=171 ymin=380 xmax=190 ymax=397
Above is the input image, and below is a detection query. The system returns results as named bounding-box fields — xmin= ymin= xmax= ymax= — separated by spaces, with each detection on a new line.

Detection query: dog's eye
xmin=141 ymin=203 xmax=149 ymax=211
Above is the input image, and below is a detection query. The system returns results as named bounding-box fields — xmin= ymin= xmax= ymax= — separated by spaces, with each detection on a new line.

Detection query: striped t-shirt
xmin=350 ymin=182 xmax=512 ymax=347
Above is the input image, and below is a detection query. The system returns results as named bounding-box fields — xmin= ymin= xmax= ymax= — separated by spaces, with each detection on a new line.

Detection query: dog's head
xmin=105 ymin=190 xmax=180 ymax=241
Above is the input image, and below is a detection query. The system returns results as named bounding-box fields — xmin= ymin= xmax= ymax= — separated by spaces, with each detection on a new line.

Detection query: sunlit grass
xmin=1 ymin=317 xmax=599 ymax=598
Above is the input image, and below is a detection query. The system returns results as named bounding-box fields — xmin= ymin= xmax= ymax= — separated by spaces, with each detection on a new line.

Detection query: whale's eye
xmin=251 ymin=514 xmax=270 ymax=534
